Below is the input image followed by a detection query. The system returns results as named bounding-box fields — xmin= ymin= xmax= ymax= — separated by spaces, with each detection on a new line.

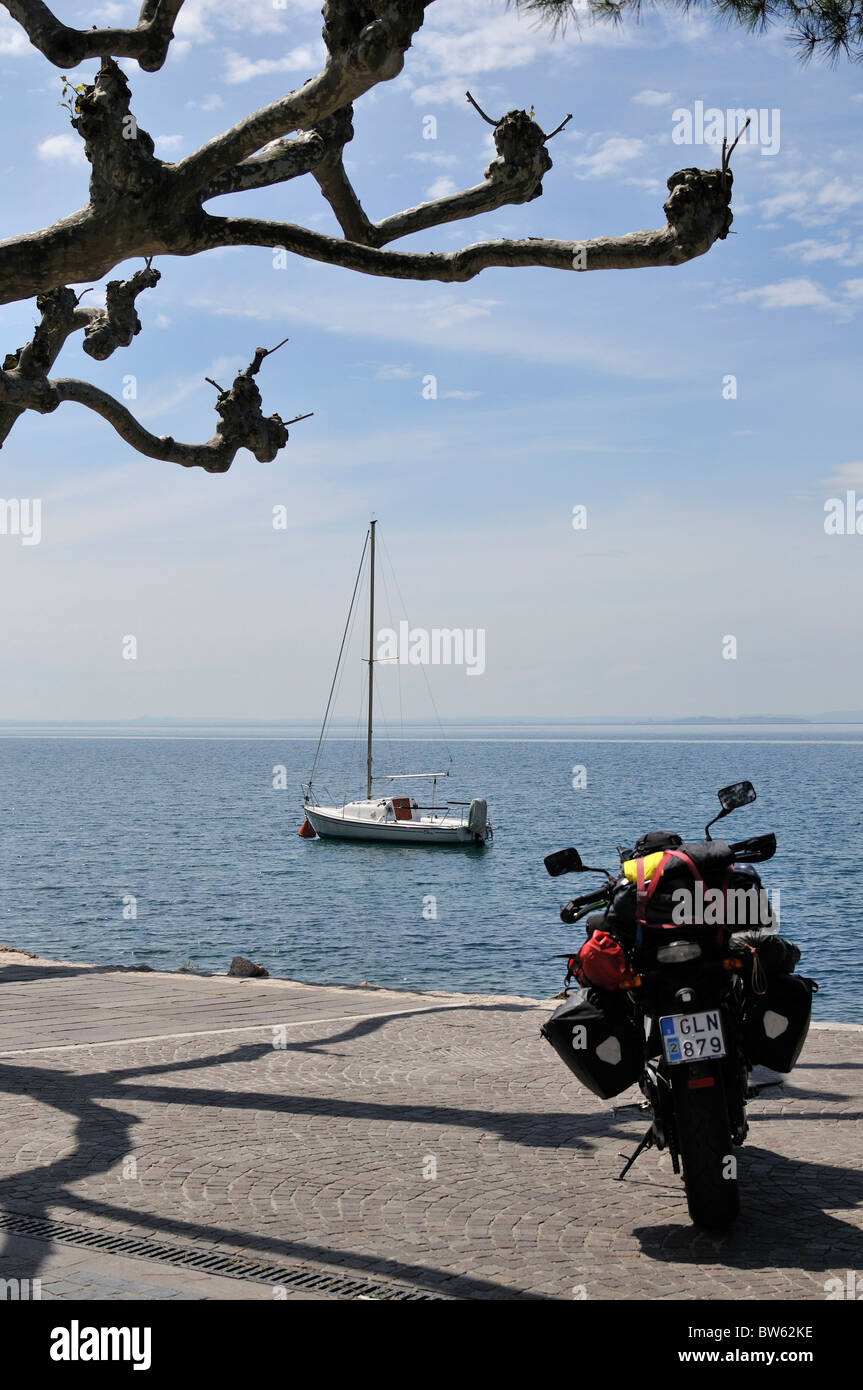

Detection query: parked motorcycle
xmin=541 ymin=782 xmax=817 ymax=1229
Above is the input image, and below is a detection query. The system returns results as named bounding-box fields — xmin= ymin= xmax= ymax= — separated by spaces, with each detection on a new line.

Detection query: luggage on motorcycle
xmin=541 ymin=987 xmax=644 ymax=1099
xmin=569 ymin=929 xmax=630 ymax=990
xmin=742 ymin=972 xmax=816 ymax=1072
xmin=730 ymin=929 xmax=801 ymax=979
xmin=624 ymin=839 xmax=737 ymax=932
xmin=723 ymin=865 xmax=776 ymax=928
xmin=632 ymin=830 xmax=682 ymax=857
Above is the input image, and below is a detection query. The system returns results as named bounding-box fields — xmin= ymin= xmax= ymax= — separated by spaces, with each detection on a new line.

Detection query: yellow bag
xmin=622 ymin=849 xmax=666 ymax=885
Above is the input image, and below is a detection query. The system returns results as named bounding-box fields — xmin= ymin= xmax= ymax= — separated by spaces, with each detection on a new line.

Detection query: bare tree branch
xmin=1 ymin=0 xmax=185 ymax=71
xmin=201 ymin=133 xmax=327 ymax=202
xmin=198 ymin=168 xmax=734 ymax=280
xmin=0 ymin=345 xmax=309 ymax=470
xmin=172 ymin=0 xmax=432 ymax=196
xmin=0 ymin=0 xmax=739 ymax=470
xmin=311 ymin=105 xmax=556 ymax=247
xmin=0 ymin=265 xmax=160 ymax=445
xmin=311 ymin=107 xmax=379 ymax=244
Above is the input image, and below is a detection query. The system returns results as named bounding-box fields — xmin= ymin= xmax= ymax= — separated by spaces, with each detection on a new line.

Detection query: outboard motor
xmin=468 ymin=797 xmax=488 ymax=842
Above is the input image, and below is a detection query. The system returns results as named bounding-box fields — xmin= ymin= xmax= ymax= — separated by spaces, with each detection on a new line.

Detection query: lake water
xmin=0 ymin=723 xmax=859 ymax=1021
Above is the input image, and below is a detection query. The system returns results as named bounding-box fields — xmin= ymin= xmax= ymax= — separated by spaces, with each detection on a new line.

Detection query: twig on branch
xmin=544 ymin=113 xmax=573 ymax=140
xmin=721 ymin=117 xmax=751 ymax=185
xmin=244 ymin=336 xmax=290 ymax=377
xmin=465 ymin=91 xmax=498 ymax=125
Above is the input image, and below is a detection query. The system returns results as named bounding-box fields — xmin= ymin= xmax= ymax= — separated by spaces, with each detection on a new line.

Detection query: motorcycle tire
xmin=672 ymin=1074 xmax=740 ymax=1230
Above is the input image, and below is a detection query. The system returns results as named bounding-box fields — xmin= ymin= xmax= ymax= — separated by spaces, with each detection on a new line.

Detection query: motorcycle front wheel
xmin=672 ymin=1072 xmax=740 ymax=1230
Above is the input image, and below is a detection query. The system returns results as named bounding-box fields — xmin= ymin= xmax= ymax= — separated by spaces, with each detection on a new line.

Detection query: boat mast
xmin=366 ymin=519 xmax=376 ymax=799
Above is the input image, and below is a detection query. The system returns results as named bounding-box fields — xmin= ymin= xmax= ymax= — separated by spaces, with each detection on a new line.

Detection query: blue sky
xmin=0 ymin=0 xmax=861 ymax=720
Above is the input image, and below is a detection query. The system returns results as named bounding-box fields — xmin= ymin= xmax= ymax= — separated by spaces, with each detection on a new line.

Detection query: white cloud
xmin=758 ymin=169 xmax=863 ymax=229
xmin=185 ymin=94 xmax=224 ymax=112
xmin=632 ymin=90 xmax=672 ymax=106
xmin=0 ymin=15 xmax=31 ymax=55
xmin=426 ymin=176 xmax=458 ymax=198
xmin=223 ymin=46 xmax=319 ymax=84
xmin=175 ymin=0 xmax=319 ymax=44
xmin=186 ymin=280 xmax=692 ymax=381
xmin=155 ymin=134 xmax=184 ymax=153
xmin=405 ymin=3 xmax=613 ymax=108
xmin=823 ymin=461 xmax=863 ymax=487
xmin=440 ymin=389 xmax=480 ymax=399
xmin=406 ymin=152 xmax=460 ymax=167
xmin=573 ymin=137 xmax=646 ymax=179
xmin=375 ymin=364 xmax=414 ymax=380
xmin=36 ymin=133 xmax=85 ymax=165
xmin=780 ymin=238 xmax=863 ymax=266
xmin=732 ymin=278 xmax=836 ymax=311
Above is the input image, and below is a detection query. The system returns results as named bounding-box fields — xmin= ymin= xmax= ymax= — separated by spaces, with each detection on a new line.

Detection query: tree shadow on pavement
xmin=0 ymin=1002 xmax=583 ymax=1299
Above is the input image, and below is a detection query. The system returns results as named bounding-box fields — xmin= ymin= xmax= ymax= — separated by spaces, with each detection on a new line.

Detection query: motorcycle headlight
xmin=656 ymin=941 xmax=703 ymax=964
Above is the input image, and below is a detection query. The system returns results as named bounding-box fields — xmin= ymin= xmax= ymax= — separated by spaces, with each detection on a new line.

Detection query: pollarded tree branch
xmin=201 ymin=133 xmax=327 ymax=202
xmin=0 ymin=344 xmax=310 ymax=470
xmin=0 ymin=0 xmax=742 ymax=471
xmin=0 ymin=264 xmax=160 ymax=445
xmin=376 ymin=107 xmax=555 ymax=245
xmin=312 ymin=104 xmax=559 ymax=247
xmin=197 ymin=167 xmax=735 ymax=281
xmin=69 ymin=58 xmax=164 ymax=205
xmin=1 ymin=0 xmax=185 ymax=71
xmin=172 ymin=0 xmax=432 ymax=198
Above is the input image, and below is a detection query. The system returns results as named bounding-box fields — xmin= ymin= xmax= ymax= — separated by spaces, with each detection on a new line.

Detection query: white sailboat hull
xmin=304 ymin=803 xmax=487 ymax=846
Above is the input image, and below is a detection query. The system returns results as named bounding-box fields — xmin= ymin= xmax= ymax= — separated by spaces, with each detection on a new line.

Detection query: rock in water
xmin=228 ymin=955 xmax=269 ymax=978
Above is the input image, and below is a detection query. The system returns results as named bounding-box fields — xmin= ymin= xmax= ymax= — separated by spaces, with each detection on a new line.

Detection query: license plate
xmin=660 ymin=1010 xmax=726 ymax=1065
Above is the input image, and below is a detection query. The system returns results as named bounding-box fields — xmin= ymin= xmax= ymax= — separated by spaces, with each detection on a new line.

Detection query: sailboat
xmin=300 ymin=521 xmax=493 ymax=846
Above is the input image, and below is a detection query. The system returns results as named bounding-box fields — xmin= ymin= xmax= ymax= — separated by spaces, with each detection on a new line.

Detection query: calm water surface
xmin=0 ymin=724 xmax=859 ymax=1021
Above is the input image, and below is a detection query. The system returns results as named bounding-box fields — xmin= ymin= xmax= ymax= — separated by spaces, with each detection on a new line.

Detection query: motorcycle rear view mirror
xmin=718 ymin=780 xmax=757 ymax=813
xmin=544 ymin=848 xmax=584 ymax=877
xmin=706 ymin=780 xmax=756 ymax=838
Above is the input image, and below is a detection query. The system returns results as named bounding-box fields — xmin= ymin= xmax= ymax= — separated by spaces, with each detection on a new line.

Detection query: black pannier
xmin=541 ymin=988 xmax=645 ymax=1099
xmin=742 ymin=972 xmax=816 ymax=1072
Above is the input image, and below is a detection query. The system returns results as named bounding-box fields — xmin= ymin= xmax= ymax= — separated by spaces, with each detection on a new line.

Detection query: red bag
xmin=571 ymin=930 xmax=629 ymax=990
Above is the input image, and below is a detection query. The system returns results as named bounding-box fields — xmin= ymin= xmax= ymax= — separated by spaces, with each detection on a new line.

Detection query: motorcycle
xmin=541 ymin=782 xmax=816 ymax=1230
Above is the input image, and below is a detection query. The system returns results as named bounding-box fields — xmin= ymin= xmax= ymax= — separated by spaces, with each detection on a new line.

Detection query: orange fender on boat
xmin=298 ymin=818 xmax=317 ymax=839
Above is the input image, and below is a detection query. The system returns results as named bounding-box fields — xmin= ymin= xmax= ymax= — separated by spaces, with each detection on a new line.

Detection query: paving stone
xmin=0 ymin=951 xmax=858 ymax=1300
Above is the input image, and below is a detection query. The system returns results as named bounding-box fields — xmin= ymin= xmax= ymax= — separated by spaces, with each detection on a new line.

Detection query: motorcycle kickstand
xmin=617 ymin=1124 xmax=656 ymax=1181
xmin=747 ymin=1081 xmax=784 ymax=1098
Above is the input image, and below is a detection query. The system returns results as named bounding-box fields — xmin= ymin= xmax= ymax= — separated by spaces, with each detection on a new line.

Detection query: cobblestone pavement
xmin=0 ymin=950 xmax=860 ymax=1300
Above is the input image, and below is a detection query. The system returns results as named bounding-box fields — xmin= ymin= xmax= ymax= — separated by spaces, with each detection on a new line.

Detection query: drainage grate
xmin=0 ymin=1209 xmax=444 ymax=1300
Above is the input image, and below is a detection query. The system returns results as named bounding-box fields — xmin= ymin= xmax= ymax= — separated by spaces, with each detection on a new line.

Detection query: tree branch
xmin=0 ymin=346 xmax=309 ymax=470
xmin=197 ymin=167 xmax=734 ymax=281
xmin=1 ymin=0 xmax=185 ymax=71
xmin=375 ymin=108 xmax=554 ymax=245
xmin=172 ymin=0 xmax=432 ymax=198
xmin=201 ymin=133 xmax=327 ymax=202
xmin=0 ymin=264 xmax=160 ymax=444
xmin=312 ymin=105 xmax=557 ymax=248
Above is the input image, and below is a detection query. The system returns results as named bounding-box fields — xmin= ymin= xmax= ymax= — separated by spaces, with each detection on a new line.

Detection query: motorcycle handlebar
xmin=560 ymin=883 xmax=611 ymax=923
xmin=727 ymin=831 xmax=777 ymax=863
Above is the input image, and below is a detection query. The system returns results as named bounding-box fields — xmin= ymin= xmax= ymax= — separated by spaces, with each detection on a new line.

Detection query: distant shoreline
xmin=2 ymin=716 xmax=863 ymax=730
